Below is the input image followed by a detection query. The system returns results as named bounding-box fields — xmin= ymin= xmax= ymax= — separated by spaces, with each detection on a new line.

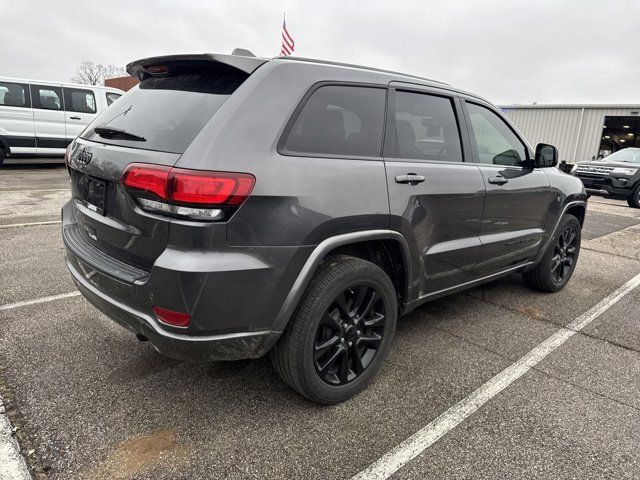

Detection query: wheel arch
xmin=565 ymin=203 xmax=586 ymax=226
xmin=272 ymin=230 xmax=411 ymax=333
xmin=535 ymin=200 xmax=587 ymax=263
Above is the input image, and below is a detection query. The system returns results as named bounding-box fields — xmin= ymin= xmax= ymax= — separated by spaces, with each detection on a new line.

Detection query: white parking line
xmin=0 ymin=292 xmax=80 ymax=312
xmin=0 ymin=220 xmax=61 ymax=230
xmin=352 ymin=272 xmax=640 ymax=480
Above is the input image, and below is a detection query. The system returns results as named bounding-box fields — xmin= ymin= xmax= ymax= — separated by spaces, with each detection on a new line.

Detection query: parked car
xmin=0 ymin=77 xmax=123 ymax=164
xmin=62 ymin=51 xmax=587 ymax=404
xmin=572 ymin=148 xmax=640 ymax=208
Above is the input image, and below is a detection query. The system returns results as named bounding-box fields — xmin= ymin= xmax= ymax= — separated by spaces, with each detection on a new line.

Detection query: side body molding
xmin=271 ymin=230 xmax=411 ymax=333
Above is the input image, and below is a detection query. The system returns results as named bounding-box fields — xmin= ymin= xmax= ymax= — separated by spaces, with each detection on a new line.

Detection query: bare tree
xmin=71 ymin=62 xmax=127 ymax=85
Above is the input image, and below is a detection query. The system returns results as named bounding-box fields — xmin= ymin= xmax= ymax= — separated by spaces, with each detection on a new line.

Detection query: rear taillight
xmin=64 ymin=144 xmax=72 ymax=166
xmin=121 ymin=163 xmax=255 ymax=221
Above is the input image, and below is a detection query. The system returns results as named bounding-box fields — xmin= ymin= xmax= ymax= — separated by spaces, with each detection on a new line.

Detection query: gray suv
xmin=62 ymin=52 xmax=587 ymax=404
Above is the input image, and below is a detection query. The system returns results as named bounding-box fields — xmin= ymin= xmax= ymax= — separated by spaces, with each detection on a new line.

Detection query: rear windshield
xmin=80 ymin=66 xmax=247 ymax=153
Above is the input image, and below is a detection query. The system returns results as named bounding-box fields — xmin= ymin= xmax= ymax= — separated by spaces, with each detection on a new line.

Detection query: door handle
xmin=488 ymin=176 xmax=508 ymax=185
xmin=395 ymin=174 xmax=426 ymax=185
xmin=70 ymin=116 xmax=81 ymax=120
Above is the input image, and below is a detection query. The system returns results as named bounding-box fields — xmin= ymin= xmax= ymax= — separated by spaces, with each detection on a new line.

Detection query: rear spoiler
xmin=126 ymin=53 xmax=268 ymax=80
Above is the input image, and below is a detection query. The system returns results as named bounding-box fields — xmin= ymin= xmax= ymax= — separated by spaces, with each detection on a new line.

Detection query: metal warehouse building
xmin=500 ymin=104 xmax=640 ymax=164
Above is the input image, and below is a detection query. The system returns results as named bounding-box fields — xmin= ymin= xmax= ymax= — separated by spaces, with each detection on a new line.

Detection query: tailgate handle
xmin=395 ymin=173 xmax=426 ymax=185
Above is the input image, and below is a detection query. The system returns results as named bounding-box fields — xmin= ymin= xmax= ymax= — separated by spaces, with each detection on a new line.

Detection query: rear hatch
xmin=66 ymin=53 xmax=265 ymax=273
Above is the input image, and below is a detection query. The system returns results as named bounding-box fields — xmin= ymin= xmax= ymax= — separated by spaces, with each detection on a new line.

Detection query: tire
xmin=271 ymin=255 xmax=397 ymax=404
xmin=626 ymin=184 xmax=640 ymax=209
xmin=524 ymin=214 xmax=581 ymax=293
xmin=0 ymin=148 xmax=4 ymax=167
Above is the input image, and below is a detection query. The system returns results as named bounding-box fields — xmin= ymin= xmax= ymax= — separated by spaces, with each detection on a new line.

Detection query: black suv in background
xmin=573 ymin=148 xmax=640 ymax=208
xmin=62 ymin=52 xmax=587 ymax=404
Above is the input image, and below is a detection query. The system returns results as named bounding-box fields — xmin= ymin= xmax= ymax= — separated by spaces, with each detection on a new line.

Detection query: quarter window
xmin=393 ymin=91 xmax=463 ymax=162
xmin=105 ymin=92 xmax=121 ymax=106
xmin=283 ymin=85 xmax=386 ymax=157
xmin=31 ymin=85 xmax=63 ymax=111
xmin=0 ymin=81 xmax=30 ymax=108
xmin=64 ymin=88 xmax=97 ymax=114
xmin=466 ymin=103 xmax=527 ymax=166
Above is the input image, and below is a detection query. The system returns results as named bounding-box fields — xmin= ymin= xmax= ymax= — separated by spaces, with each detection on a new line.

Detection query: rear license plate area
xmin=78 ymin=174 xmax=107 ymax=215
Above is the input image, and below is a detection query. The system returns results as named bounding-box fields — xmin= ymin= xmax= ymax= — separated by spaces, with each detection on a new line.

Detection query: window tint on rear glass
xmin=0 ymin=81 xmax=30 ymax=108
xmin=105 ymin=92 xmax=121 ymax=106
xmin=31 ymin=85 xmax=63 ymax=110
xmin=81 ymin=68 xmax=247 ymax=154
xmin=393 ymin=91 xmax=463 ymax=162
xmin=283 ymin=85 xmax=386 ymax=158
xmin=64 ymin=88 xmax=96 ymax=114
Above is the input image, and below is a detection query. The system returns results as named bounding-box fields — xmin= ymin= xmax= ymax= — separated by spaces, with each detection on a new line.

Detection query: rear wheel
xmin=0 ymin=148 xmax=5 ymax=167
xmin=271 ymin=255 xmax=397 ymax=404
xmin=627 ymin=184 xmax=640 ymax=209
xmin=524 ymin=214 xmax=581 ymax=292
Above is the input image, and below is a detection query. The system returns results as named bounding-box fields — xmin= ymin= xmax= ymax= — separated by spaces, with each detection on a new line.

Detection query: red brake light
xmin=171 ymin=170 xmax=255 ymax=205
xmin=121 ymin=163 xmax=255 ymax=220
xmin=122 ymin=164 xmax=170 ymax=200
xmin=153 ymin=306 xmax=190 ymax=328
xmin=145 ymin=64 xmax=169 ymax=75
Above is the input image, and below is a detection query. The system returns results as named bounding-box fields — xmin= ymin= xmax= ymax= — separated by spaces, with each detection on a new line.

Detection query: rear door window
xmin=31 ymin=85 xmax=63 ymax=110
xmin=282 ymin=85 xmax=387 ymax=158
xmin=392 ymin=91 xmax=463 ymax=162
xmin=81 ymin=67 xmax=247 ymax=154
xmin=64 ymin=88 xmax=97 ymax=113
xmin=0 ymin=81 xmax=30 ymax=108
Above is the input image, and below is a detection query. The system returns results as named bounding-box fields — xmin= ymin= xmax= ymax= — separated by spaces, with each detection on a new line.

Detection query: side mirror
xmin=534 ymin=143 xmax=558 ymax=168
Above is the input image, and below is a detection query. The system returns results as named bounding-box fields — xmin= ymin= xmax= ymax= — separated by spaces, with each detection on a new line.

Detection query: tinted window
xmin=393 ymin=91 xmax=462 ymax=162
xmin=467 ymin=103 xmax=527 ymax=166
xmin=64 ymin=88 xmax=96 ymax=114
xmin=0 ymin=81 xmax=30 ymax=108
xmin=284 ymin=85 xmax=386 ymax=157
xmin=105 ymin=92 xmax=121 ymax=106
xmin=81 ymin=67 xmax=247 ymax=154
xmin=31 ymin=84 xmax=63 ymax=110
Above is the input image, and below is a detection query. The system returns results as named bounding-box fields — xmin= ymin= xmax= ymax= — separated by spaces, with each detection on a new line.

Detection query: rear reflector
xmin=153 ymin=306 xmax=190 ymax=328
xmin=121 ymin=163 xmax=255 ymax=221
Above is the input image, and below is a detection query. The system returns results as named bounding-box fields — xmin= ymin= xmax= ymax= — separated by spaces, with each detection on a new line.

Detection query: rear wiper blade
xmin=94 ymin=127 xmax=146 ymax=142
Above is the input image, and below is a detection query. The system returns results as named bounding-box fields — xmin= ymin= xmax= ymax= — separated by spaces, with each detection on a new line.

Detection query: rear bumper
xmin=66 ymin=258 xmax=280 ymax=361
xmin=61 ymin=200 xmax=311 ymax=361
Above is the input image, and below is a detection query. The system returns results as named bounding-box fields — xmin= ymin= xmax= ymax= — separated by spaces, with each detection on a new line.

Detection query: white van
xmin=0 ymin=77 xmax=124 ymax=164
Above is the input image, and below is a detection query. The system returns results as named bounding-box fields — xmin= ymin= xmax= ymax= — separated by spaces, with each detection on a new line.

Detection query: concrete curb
xmin=0 ymin=398 xmax=31 ymax=480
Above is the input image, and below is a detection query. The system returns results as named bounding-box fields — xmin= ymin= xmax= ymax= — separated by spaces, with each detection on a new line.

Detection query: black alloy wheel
xmin=314 ymin=283 xmax=386 ymax=385
xmin=551 ymin=225 xmax=578 ymax=283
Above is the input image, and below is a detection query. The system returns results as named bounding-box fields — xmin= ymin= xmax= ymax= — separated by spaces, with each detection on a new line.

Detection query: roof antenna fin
xmin=231 ymin=48 xmax=256 ymax=57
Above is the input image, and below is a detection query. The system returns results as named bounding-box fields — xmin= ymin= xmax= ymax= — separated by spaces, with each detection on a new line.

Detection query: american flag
xmin=280 ymin=16 xmax=295 ymax=56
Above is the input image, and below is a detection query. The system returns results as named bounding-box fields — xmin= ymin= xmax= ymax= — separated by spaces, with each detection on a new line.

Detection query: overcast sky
xmin=1 ymin=0 xmax=638 ymax=105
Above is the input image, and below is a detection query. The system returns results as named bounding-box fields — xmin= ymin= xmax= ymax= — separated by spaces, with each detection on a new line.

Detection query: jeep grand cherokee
xmin=62 ymin=51 xmax=587 ymax=404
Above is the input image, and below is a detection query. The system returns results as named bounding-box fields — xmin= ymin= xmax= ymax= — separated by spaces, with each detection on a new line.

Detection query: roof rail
xmin=275 ymin=56 xmax=449 ymax=86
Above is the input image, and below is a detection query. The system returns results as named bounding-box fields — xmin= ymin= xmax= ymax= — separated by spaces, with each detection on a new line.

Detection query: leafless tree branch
xmin=71 ymin=61 xmax=127 ymax=85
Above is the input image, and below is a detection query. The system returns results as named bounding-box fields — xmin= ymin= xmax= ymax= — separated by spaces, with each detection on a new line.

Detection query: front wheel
xmin=627 ymin=184 xmax=640 ymax=209
xmin=271 ymin=255 xmax=397 ymax=404
xmin=524 ymin=214 xmax=581 ymax=293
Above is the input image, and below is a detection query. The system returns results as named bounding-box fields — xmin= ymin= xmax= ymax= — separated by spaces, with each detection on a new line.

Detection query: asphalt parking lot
xmin=1 ymin=163 xmax=640 ymax=480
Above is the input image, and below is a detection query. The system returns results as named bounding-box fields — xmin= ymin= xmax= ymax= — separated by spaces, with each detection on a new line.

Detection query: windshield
xmin=603 ymin=148 xmax=640 ymax=163
xmin=81 ymin=67 xmax=247 ymax=154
